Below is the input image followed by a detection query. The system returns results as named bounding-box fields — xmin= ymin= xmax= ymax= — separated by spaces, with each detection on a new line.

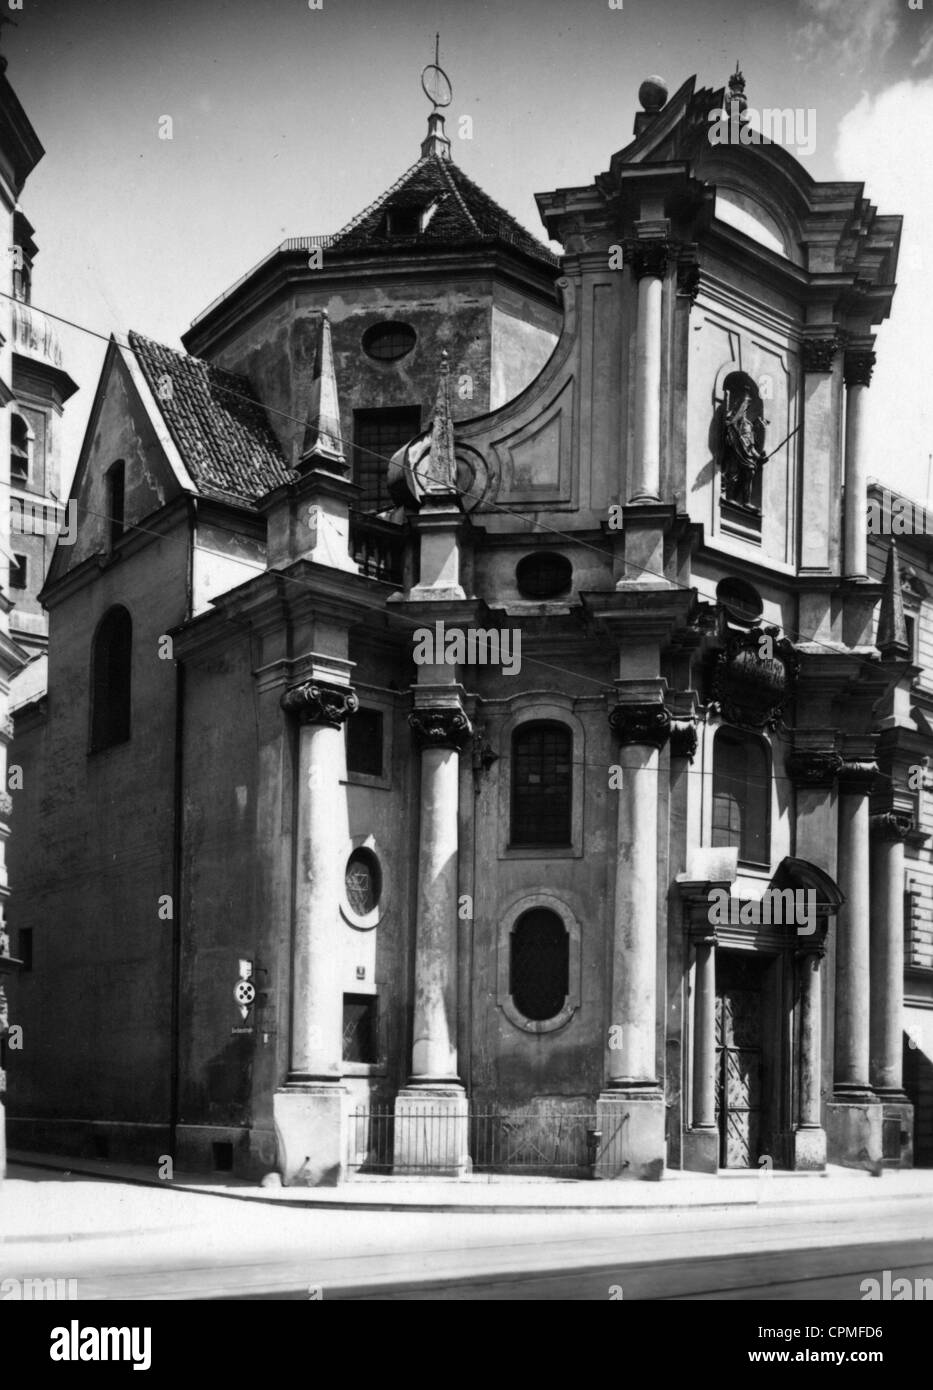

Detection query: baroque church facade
xmin=8 ymin=71 xmax=926 ymax=1182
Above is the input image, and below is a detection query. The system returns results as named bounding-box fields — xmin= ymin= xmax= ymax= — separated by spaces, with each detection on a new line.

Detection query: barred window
xmin=353 ymin=407 xmax=421 ymax=512
xmin=711 ymin=728 xmax=769 ymax=864
xmin=510 ymin=721 xmax=572 ymax=846
xmin=509 ymin=908 xmax=569 ymax=1022
xmin=90 ymin=606 xmax=132 ymax=752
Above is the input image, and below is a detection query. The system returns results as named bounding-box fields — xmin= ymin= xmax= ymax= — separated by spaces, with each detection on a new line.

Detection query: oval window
xmin=515 ymin=552 xmax=572 ymax=600
xmin=362 ymin=322 xmax=416 ymax=363
xmin=510 ymin=908 xmax=569 ymax=1022
xmin=717 ymin=577 xmax=763 ymax=624
xmin=345 ymin=849 xmax=382 ymax=916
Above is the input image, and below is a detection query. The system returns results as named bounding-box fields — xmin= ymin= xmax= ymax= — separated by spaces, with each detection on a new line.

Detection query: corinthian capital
xmin=281 ymin=681 xmax=359 ymax=728
xmin=624 ymin=238 xmax=671 ymax=280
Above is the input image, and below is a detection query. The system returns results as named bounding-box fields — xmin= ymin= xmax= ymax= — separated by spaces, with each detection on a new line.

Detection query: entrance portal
xmin=716 ymin=954 xmax=768 ymax=1168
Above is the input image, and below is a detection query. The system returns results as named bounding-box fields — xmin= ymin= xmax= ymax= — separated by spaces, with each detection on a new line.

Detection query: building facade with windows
xmin=0 ymin=52 xmax=47 ymax=1180
xmin=8 ymin=73 xmax=921 ymax=1182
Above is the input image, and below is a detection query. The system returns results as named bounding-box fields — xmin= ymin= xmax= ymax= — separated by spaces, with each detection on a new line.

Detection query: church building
xmin=8 ymin=69 xmax=919 ymax=1183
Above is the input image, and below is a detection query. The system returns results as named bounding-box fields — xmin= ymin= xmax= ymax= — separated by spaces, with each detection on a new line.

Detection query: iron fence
xmin=348 ymin=1106 xmax=632 ymax=1177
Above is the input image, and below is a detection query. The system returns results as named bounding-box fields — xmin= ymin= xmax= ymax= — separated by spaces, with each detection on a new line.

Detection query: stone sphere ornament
xmin=638 ymin=76 xmax=669 ymax=112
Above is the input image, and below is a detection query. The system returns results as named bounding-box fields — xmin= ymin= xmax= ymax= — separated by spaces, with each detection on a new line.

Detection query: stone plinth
xmin=273 ymin=1082 xmax=347 ymax=1187
xmin=595 ymin=1090 xmax=665 ymax=1180
xmin=393 ymin=1086 xmax=469 ymax=1176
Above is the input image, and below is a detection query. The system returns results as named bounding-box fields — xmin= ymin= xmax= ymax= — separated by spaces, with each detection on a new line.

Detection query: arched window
xmin=90 ymin=606 xmax=132 ymax=751
xmin=509 ymin=908 xmax=569 ymax=1022
xmin=510 ymin=721 xmax=572 ymax=846
xmin=711 ymin=727 xmax=770 ymax=864
xmin=108 ymin=461 xmax=126 ymax=545
xmin=11 ymin=413 xmax=30 ymax=485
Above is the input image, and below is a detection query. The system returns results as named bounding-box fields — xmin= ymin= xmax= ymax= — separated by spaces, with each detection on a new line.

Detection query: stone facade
xmin=7 ymin=77 xmax=921 ymax=1180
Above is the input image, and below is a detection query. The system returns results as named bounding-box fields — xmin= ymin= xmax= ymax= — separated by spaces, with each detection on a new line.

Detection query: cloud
xmin=796 ymin=0 xmax=900 ymax=72
xmin=836 ymin=81 xmax=933 ymax=502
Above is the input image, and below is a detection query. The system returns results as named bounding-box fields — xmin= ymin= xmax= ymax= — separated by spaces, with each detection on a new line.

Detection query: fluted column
xmin=870 ymin=814 xmax=910 ymax=1095
xmin=628 ymin=240 xmax=668 ymax=502
xmin=274 ymin=678 xmax=357 ymax=1186
xmin=843 ymin=346 xmax=875 ymax=579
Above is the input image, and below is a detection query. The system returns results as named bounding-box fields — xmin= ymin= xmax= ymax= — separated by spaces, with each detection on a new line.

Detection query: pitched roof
xmin=330 ymin=153 xmax=560 ymax=267
xmin=128 ymin=331 xmax=293 ymax=506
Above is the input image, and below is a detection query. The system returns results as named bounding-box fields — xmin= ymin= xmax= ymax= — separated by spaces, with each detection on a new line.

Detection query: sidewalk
xmin=7 ymin=1147 xmax=933 ymax=1228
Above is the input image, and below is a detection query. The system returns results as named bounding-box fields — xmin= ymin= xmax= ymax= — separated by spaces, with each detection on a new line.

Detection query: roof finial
xmin=420 ymin=35 xmax=453 ymax=160
xmin=727 ymin=61 xmax=749 ymax=123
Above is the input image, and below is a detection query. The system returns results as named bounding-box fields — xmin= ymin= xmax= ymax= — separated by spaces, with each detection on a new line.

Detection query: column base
xmin=595 ymin=1089 xmax=666 ymax=1180
xmin=791 ymin=1126 xmax=827 ymax=1171
xmin=878 ymin=1096 xmax=914 ymax=1168
xmin=826 ymin=1094 xmax=882 ymax=1171
xmin=273 ymin=1082 xmax=347 ymax=1187
xmin=682 ymin=1126 xmax=718 ymax=1174
xmin=393 ymin=1086 xmax=469 ymax=1176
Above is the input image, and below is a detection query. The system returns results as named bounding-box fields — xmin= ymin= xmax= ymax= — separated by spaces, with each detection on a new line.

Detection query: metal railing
xmin=348 ymin=1107 xmax=628 ymax=1177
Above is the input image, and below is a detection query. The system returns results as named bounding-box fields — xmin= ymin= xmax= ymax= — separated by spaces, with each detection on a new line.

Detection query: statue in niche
xmin=719 ymin=372 xmax=768 ymax=508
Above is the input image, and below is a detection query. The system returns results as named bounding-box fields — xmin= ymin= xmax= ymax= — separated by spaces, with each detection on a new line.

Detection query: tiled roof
xmin=129 ymin=331 xmax=293 ymax=506
xmin=331 ymin=154 xmax=560 ymax=267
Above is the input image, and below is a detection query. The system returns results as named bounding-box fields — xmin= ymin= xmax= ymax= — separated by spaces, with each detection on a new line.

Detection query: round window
xmin=717 ymin=577 xmax=763 ymax=624
xmin=362 ymin=322 xmax=417 ymax=362
xmin=345 ymin=849 xmax=382 ymax=916
xmin=515 ymin=552 xmax=572 ymax=600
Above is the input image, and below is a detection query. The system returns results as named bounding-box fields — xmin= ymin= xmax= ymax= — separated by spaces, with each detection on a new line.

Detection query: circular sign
xmin=234 ymin=980 xmax=256 ymax=1008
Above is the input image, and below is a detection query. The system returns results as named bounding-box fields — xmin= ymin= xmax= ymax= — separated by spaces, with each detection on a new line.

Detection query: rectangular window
xmin=353 ymin=407 xmax=421 ymax=513
xmin=347 ymin=707 xmax=384 ymax=777
xmin=342 ymin=994 xmax=378 ymax=1064
xmin=9 ymin=554 xmax=26 ymax=591
xmin=511 ymin=722 xmax=573 ymax=846
xmin=906 ymin=614 xmax=918 ymax=662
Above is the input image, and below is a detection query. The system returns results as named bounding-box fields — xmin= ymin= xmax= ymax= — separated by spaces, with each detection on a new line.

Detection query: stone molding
xmin=870 ymin=811 xmax=913 ymax=842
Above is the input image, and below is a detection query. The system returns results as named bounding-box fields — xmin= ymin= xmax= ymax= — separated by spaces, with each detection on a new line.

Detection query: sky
xmin=4 ymin=0 xmax=933 ymax=499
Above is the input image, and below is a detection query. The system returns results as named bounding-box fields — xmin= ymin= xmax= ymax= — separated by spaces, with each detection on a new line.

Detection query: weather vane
xmin=421 ymin=32 xmax=452 ymax=111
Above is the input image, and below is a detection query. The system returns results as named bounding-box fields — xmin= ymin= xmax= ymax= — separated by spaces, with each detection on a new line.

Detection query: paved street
xmin=3 ymin=1162 xmax=933 ymax=1300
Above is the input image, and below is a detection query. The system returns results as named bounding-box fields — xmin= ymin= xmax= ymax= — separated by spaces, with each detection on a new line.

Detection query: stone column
xmin=597 ymin=699 xmax=669 ymax=1179
xmin=843 ymin=346 xmax=875 ymax=580
xmin=827 ymin=760 xmax=881 ymax=1168
xmin=274 ymin=678 xmax=358 ymax=1186
xmin=628 ymin=240 xmax=668 ymax=503
xmin=870 ymin=813 xmax=914 ymax=1165
xmin=793 ymin=943 xmax=827 ymax=1168
xmin=394 ymin=704 xmax=472 ymax=1175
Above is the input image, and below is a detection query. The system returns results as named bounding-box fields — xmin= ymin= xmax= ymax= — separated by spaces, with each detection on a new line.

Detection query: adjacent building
xmin=0 ymin=50 xmax=45 ymax=1179
xmin=8 ymin=72 xmax=922 ymax=1182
